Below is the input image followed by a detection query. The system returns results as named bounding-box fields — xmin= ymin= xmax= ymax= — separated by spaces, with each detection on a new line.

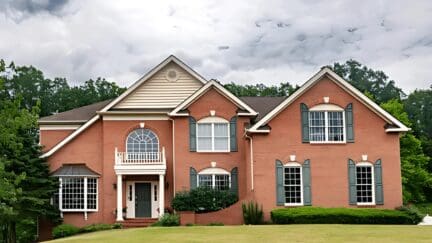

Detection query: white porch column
xmin=116 ymin=174 xmax=123 ymax=221
xmin=159 ymin=174 xmax=165 ymax=217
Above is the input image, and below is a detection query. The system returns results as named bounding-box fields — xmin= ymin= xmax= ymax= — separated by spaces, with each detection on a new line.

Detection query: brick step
xmin=118 ymin=218 xmax=158 ymax=228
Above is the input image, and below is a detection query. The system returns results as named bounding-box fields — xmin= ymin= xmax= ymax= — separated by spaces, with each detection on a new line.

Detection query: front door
xmin=135 ymin=183 xmax=151 ymax=217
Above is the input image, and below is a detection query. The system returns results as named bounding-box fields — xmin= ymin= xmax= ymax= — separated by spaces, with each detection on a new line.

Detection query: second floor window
xmin=309 ymin=110 xmax=344 ymax=142
xmin=197 ymin=117 xmax=229 ymax=152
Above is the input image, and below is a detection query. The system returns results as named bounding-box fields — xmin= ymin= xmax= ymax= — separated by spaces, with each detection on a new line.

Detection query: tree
xmin=224 ymin=82 xmax=299 ymax=97
xmin=381 ymin=99 xmax=432 ymax=203
xmin=332 ymin=60 xmax=405 ymax=103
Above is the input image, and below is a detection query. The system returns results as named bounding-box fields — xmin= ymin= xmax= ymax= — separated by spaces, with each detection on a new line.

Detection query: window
xmin=309 ymin=110 xmax=345 ymax=142
xmin=197 ymin=168 xmax=230 ymax=190
xmin=356 ymin=164 xmax=374 ymax=204
xmin=197 ymin=117 xmax=229 ymax=152
xmin=126 ymin=128 xmax=159 ymax=153
xmin=58 ymin=177 xmax=98 ymax=212
xmin=284 ymin=163 xmax=302 ymax=205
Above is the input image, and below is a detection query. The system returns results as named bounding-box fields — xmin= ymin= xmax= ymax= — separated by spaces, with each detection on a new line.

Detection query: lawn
xmin=47 ymin=225 xmax=432 ymax=243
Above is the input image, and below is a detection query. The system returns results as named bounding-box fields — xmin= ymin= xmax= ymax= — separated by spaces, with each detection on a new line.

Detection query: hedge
xmin=52 ymin=223 xmax=122 ymax=239
xmin=172 ymin=187 xmax=237 ymax=212
xmin=271 ymin=207 xmax=423 ymax=225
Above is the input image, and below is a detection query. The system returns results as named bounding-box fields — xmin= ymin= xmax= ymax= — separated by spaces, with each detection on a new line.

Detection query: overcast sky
xmin=0 ymin=0 xmax=431 ymax=92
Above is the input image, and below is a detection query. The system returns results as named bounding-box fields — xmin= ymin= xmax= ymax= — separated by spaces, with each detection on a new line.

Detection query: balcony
xmin=114 ymin=147 xmax=166 ymax=175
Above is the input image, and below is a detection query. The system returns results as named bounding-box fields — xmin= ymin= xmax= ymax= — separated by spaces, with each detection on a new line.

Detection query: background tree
xmin=224 ymin=82 xmax=299 ymax=97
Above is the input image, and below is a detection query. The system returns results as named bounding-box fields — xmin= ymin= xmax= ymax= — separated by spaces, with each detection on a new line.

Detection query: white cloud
xmin=0 ymin=0 xmax=431 ymax=91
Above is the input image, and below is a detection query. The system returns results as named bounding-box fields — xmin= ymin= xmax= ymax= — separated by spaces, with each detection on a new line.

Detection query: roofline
xmin=100 ymin=55 xmax=208 ymax=112
xmin=40 ymin=115 xmax=100 ymax=158
xmin=38 ymin=120 xmax=87 ymax=125
xmin=169 ymin=79 xmax=258 ymax=116
xmin=248 ymin=67 xmax=410 ymax=133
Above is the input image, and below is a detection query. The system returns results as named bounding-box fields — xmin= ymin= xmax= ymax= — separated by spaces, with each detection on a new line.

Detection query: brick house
xmin=38 ymin=55 xmax=409 ymax=229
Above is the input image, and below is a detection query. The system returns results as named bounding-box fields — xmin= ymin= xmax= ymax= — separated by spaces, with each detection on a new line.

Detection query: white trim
xmin=40 ymin=115 xmax=100 ymax=158
xmin=39 ymin=125 xmax=80 ymax=130
xmin=58 ymin=177 xmax=99 ymax=214
xmin=198 ymin=167 xmax=230 ymax=175
xmin=169 ymin=80 xmax=258 ymax=117
xmin=102 ymin=115 xmax=170 ymax=121
xmin=101 ymin=55 xmax=207 ymax=113
xmin=283 ymin=163 xmax=303 ymax=206
xmin=248 ymin=67 xmax=410 ymax=133
xmin=38 ymin=120 xmax=88 ymax=125
xmin=309 ymin=104 xmax=344 ymax=111
xmin=196 ymin=121 xmax=230 ymax=152
xmin=355 ymin=162 xmax=376 ymax=206
xmin=197 ymin=116 xmax=228 ymax=123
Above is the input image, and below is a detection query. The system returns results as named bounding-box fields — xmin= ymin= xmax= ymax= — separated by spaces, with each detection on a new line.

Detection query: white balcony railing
xmin=115 ymin=147 xmax=166 ymax=165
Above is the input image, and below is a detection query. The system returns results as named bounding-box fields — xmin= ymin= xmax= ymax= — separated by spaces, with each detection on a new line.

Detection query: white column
xmin=116 ymin=174 xmax=123 ymax=221
xmin=159 ymin=174 xmax=165 ymax=217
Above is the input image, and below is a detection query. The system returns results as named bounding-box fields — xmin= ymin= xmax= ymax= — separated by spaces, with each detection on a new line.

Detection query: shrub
xmin=207 ymin=222 xmax=224 ymax=226
xmin=242 ymin=201 xmax=264 ymax=225
xmin=271 ymin=207 xmax=423 ymax=225
xmin=172 ymin=187 xmax=237 ymax=212
xmin=52 ymin=224 xmax=80 ymax=239
xmin=112 ymin=223 xmax=123 ymax=229
xmin=152 ymin=213 xmax=180 ymax=227
xmin=80 ymin=223 xmax=113 ymax=233
xmin=397 ymin=205 xmax=424 ymax=223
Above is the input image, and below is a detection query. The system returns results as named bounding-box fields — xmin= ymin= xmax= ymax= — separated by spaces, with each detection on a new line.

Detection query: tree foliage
xmin=224 ymin=82 xmax=299 ymax=97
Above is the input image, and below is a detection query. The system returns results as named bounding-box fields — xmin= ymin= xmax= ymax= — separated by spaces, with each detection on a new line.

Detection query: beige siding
xmin=114 ymin=62 xmax=204 ymax=109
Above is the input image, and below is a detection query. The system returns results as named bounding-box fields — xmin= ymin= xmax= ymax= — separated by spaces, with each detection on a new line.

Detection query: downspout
xmin=170 ymin=118 xmax=176 ymax=195
xmin=244 ymin=131 xmax=254 ymax=191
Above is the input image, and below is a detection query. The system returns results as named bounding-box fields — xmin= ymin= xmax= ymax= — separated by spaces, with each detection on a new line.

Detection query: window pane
xmin=214 ymin=137 xmax=229 ymax=151
xmin=198 ymin=175 xmax=212 ymax=188
xmin=215 ymin=174 xmax=230 ymax=190
xmin=197 ymin=137 xmax=212 ymax=150
xmin=61 ymin=177 xmax=84 ymax=210
xmin=328 ymin=112 xmax=344 ymax=141
xmin=356 ymin=166 xmax=373 ymax=203
xmin=214 ymin=123 xmax=228 ymax=137
xmin=197 ymin=124 xmax=212 ymax=136
xmin=309 ymin=111 xmax=325 ymax=141
xmin=284 ymin=167 xmax=302 ymax=204
xmin=87 ymin=178 xmax=97 ymax=210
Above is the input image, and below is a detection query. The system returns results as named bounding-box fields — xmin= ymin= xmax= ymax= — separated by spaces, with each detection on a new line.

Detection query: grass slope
xmin=47 ymin=225 xmax=432 ymax=243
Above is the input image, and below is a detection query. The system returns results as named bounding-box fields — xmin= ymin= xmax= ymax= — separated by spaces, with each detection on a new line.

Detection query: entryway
xmin=135 ymin=183 xmax=151 ymax=217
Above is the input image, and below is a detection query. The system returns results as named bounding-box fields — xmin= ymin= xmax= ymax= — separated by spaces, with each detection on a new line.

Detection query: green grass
xmin=46 ymin=225 xmax=432 ymax=243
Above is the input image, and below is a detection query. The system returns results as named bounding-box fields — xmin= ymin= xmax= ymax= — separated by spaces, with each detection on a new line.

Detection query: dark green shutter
xmin=230 ymin=116 xmax=237 ymax=152
xmin=230 ymin=167 xmax=238 ymax=198
xmin=190 ymin=167 xmax=197 ymax=189
xmin=374 ymin=159 xmax=384 ymax=205
xmin=276 ymin=160 xmax=284 ymax=206
xmin=302 ymin=159 xmax=312 ymax=205
xmin=345 ymin=103 xmax=354 ymax=142
xmin=301 ymin=103 xmax=309 ymax=143
xmin=189 ymin=117 xmax=197 ymax=152
xmin=348 ymin=159 xmax=357 ymax=205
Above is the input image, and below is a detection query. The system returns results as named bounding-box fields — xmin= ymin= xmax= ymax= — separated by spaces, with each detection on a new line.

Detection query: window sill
xmin=60 ymin=209 xmax=98 ymax=212
xmin=196 ymin=150 xmax=231 ymax=153
xmin=309 ymin=141 xmax=346 ymax=145
xmin=356 ymin=203 xmax=376 ymax=207
xmin=284 ymin=203 xmax=304 ymax=207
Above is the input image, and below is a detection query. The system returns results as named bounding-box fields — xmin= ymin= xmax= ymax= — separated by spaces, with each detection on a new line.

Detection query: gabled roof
xmin=247 ymin=67 xmax=410 ymax=133
xmin=39 ymin=99 xmax=112 ymax=124
xmin=169 ymin=79 xmax=258 ymax=116
xmin=240 ymin=96 xmax=286 ymax=121
xmin=100 ymin=55 xmax=207 ymax=112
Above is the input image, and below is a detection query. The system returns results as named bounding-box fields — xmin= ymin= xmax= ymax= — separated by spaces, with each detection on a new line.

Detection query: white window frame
xmin=356 ymin=162 xmax=375 ymax=206
xmin=309 ymin=104 xmax=346 ymax=144
xmin=58 ymin=176 xmax=99 ymax=213
xmin=283 ymin=162 xmax=303 ymax=206
xmin=197 ymin=167 xmax=231 ymax=189
xmin=196 ymin=117 xmax=230 ymax=152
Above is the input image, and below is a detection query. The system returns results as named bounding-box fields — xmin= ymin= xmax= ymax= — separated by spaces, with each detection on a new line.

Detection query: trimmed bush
xmin=172 ymin=187 xmax=237 ymax=212
xmin=80 ymin=223 xmax=113 ymax=233
xmin=207 ymin=222 xmax=224 ymax=226
xmin=271 ymin=207 xmax=423 ymax=225
xmin=242 ymin=201 xmax=264 ymax=225
xmin=152 ymin=213 xmax=180 ymax=226
xmin=52 ymin=224 xmax=80 ymax=239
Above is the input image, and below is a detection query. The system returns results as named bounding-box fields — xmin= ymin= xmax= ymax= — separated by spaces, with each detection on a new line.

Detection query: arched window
xmin=126 ymin=128 xmax=159 ymax=153
xmin=198 ymin=167 xmax=230 ymax=190
xmin=309 ymin=104 xmax=345 ymax=142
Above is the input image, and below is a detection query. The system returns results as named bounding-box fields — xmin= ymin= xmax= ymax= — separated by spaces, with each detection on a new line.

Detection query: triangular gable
xmin=169 ymin=79 xmax=258 ymax=116
xmin=248 ymin=67 xmax=410 ymax=133
xmin=102 ymin=55 xmax=207 ymax=111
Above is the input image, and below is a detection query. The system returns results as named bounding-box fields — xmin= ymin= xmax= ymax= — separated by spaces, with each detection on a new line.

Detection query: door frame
xmin=126 ymin=181 xmax=159 ymax=218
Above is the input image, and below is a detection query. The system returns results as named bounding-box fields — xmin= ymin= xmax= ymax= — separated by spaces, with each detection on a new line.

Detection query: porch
xmin=114 ymin=147 xmax=166 ymax=221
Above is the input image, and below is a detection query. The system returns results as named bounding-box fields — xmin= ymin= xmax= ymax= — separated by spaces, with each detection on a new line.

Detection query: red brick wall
xmin=40 ymin=129 xmax=74 ymax=152
xmin=251 ymin=77 xmax=402 ymax=220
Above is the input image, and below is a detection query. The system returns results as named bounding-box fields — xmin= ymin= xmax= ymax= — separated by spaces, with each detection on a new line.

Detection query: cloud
xmin=0 ymin=0 xmax=431 ymax=92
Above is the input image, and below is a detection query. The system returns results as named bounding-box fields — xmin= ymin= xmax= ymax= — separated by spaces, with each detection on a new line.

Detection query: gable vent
xmin=166 ymin=69 xmax=179 ymax=82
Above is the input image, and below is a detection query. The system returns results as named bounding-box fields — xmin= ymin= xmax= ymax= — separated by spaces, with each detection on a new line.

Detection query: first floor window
xmin=58 ymin=177 xmax=98 ymax=211
xmin=356 ymin=165 xmax=374 ymax=204
xmin=198 ymin=170 xmax=230 ymax=190
xmin=284 ymin=165 xmax=302 ymax=205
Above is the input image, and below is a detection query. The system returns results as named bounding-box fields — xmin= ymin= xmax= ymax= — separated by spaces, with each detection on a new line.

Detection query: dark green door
xmin=135 ymin=183 xmax=151 ymax=217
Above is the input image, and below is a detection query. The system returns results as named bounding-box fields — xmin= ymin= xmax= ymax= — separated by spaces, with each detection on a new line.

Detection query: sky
xmin=0 ymin=0 xmax=431 ymax=92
